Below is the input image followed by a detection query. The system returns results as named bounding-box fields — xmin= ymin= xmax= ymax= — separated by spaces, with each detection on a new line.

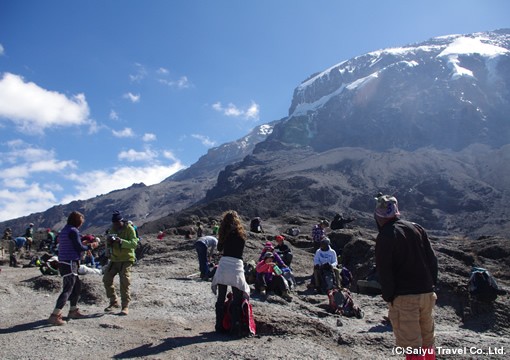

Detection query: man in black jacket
xmin=375 ymin=195 xmax=438 ymax=360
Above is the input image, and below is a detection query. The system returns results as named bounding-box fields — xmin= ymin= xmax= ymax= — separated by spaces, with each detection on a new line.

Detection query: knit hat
xmin=375 ymin=195 xmax=400 ymax=219
xmin=264 ymin=242 xmax=274 ymax=251
xmin=112 ymin=210 xmax=124 ymax=223
xmin=320 ymin=237 xmax=330 ymax=246
xmin=263 ymin=252 xmax=274 ymax=259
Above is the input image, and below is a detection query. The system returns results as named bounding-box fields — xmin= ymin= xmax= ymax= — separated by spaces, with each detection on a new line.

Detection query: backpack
xmin=222 ymin=295 xmax=256 ymax=337
xmin=319 ymin=263 xmax=338 ymax=294
xmin=250 ymin=217 xmax=262 ymax=233
xmin=244 ymin=260 xmax=257 ymax=284
xmin=336 ymin=265 xmax=353 ymax=288
xmin=328 ymin=288 xmax=363 ymax=318
xmin=286 ymin=227 xmax=300 ymax=236
xmin=281 ymin=267 xmax=296 ymax=290
xmin=468 ymin=267 xmax=507 ymax=302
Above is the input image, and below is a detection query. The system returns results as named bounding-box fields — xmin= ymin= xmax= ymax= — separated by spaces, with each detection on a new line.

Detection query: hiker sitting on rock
xmin=258 ymin=241 xmax=287 ymax=268
xmin=330 ymin=213 xmax=357 ymax=230
xmin=310 ymin=238 xmax=338 ymax=293
xmin=274 ymin=235 xmax=293 ymax=268
xmin=255 ymin=252 xmax=292 ymax=301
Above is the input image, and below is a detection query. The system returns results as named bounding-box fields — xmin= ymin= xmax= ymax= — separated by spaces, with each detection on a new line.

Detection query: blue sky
xmin=0 ymin=0 xmax=508 ymax=222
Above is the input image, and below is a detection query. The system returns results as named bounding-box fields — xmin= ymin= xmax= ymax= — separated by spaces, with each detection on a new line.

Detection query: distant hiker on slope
xmin=211 ymin=210 xmax=250 ymax=336
xmin=9 ymin=236 xmax=26 ymax=267
xmin=375 ymin=195 xmax=438 ymax=360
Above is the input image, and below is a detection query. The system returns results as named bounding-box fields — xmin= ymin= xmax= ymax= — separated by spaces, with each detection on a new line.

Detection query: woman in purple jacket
xmin=48 ymin=211 xmax=98 ymax=326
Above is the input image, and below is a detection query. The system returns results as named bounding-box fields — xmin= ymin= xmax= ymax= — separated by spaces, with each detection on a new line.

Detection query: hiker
xmin=274 ymin=235 xmax=293 ymax=267
xmin=330 ymin=213 xmax=357 ymax=230
xmin=47 ymin=211 xmax=99 ymax=326
xmin=3 ymin=227 xmax=12 ymax=240
xmin=157 ymin=231 xmax=165 ymax=240
xmin=211 ymin=220 xmax=219 ymax=236
xmin=195 ymin=235 xmax=218 ymax=279
xmin=375 ymin=195 xmax=438 ymax=360
xmin=40 ymin=228 xmax=55 ymax=251
xmin=256 ymin=252 xmax=292 ymax=301
xmin=258 ymin=241 xmax=287 ymax=267
xmin=312 ymin=219 xmax=329 ymax=252
xmin=249 ymin=217 xmax=264 ymax=233
xmin=196 ymin=222 xmax=203 ymax=238
xmin=311 ymin=238 xmax=338 ymax=293
xmin=211 ymin=210 xmax=250 ymax=336
xmin=24 ymin=223 xmax=34 ymax=251
xmin=9 ymin=236 xmax=27 ymax=267
xmin=103 ymin=210 xmax=139 ymax=316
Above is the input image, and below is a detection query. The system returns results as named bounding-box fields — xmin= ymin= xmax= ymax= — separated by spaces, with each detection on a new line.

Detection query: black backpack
xmin=468 ymin=267 xmax=507 ymax=302
xmin=250 ymin=217 xmax=262 ymax=233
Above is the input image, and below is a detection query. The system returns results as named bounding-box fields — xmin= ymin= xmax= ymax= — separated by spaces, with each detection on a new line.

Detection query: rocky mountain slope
xmin=0 ymin=122 xmax=276 ymax=235
xmin=2 ymin=29 xmax=510 ymax=239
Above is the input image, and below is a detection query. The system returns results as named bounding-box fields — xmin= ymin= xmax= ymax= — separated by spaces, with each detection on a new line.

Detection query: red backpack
xmin=222 ymin=293 xmax=256 ymax=336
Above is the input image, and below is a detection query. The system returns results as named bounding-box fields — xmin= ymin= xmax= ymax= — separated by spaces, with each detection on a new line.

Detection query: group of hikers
xmin=2 ymin=223 xmax=57 ymax=268
xmin=204 ymin=196 xmax=440 ymax=360
xmin=2 ymin=194 xmax=442 ymax=359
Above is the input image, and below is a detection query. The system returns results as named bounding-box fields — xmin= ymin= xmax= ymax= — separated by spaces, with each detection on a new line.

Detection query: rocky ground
xmin=1 ymin=215 xmax=509 ymax=360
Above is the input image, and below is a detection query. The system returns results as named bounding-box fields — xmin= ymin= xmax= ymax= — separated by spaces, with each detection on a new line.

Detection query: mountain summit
xmin=274 ymin=29 xmax=510 ymax=151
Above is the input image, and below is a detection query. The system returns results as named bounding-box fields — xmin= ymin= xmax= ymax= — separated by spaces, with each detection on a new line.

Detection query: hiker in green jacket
xmin=103 ymin=211 xmax=138 ymax=316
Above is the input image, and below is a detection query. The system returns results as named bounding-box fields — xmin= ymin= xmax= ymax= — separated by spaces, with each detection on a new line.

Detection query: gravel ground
xmin=1 ymin=227 xmax=509 ymax=360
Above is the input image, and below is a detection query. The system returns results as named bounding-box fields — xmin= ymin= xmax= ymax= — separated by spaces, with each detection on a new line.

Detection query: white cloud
xmin=123 ymin=92 xmax=140 ymax=103
xmin=191 ymin=134 xmax=216 ymax=147
xmin=129 ymin=63 xmax=147 ymax=82
xmin=118 ymin=148 xmax=157 ymax=162
xmin=110 ymin=109 xmax=119 ymax=120
xmin=157 ymin=67 xmax=169 ymax=75
xmin=212 ymin=101 xmax=259 ymax=121
xmin=0 ymin=141 xmax=78 ymax=221
xmin=143 ymin=133 xmax=156 ymax=142
xmin=112 ymin=127 xmax=135 ymax=138
xmin=0 ymin=73 xmax=90 ymax=133
xmin=62 ymin=162 xmax=187 ymax=205
xmin=0 ymin=44 xmax=4 ymax=56
xmin=159 ymin=76 xmax=193 ymax=89
xmin=0 ymin=184 xmax=57 ymax=222
xmin=163 ymin=150 xmax=178 ymax=161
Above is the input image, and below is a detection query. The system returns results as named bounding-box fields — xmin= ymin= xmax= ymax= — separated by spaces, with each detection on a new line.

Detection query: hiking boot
xmin=48 ymin=313 xmax=66 ymax=326
xmin=104 ymin=300 xmax=120 ymax=312
xmin=282 ymin=291 xmax=292 ymax=302
xmin=120 ymin=307 xmax=129 ymax=316
xmin=259 ymin=286 xmax=266 ymax=297
xmin=68 ymin=308 xmax=85 ymax=319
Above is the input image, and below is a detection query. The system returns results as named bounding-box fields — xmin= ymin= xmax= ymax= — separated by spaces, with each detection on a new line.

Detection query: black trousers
xmin=55 ymin=261 xmax=81 ymax=309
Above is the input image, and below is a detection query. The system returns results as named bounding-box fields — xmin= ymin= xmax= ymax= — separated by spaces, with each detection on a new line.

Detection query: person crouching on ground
xmin=103 ymin=210 xmax=138 ymax=316
xmin=211 ymin=210 xmax=250 ymax=336
xmin=9 ymin=236 xmax=27 ymax=267
xmin=195 ymin=235 xmax=218 ymax=279
xmin=375 ymin=195 xmax=438 ymax=360
xmin=256 ymin=252 xmax=292 ymax=301
xmin=48 ymin=211 xmax=98 ymax=326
